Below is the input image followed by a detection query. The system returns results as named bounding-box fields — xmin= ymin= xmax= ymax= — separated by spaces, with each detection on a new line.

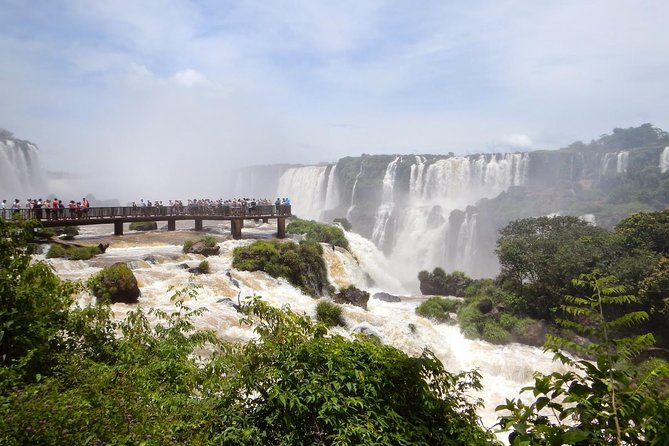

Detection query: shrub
xmin=416 ymin=297 xmax=460 ymax=324
xmin=333 ymin=217 xmax=352 ymax=231
xmin=287 ymin=218 xmax=349 ymax=249
xmin=87 ymin=262 xmax=140 ymax=303
xmin=480 ymin=321 xmax=512 ymax=345
xmin=418 ymin=269 xmax=472 ymax=296
xmin=182 ymin=240 xmax=194 ymax=254
xmin=201 ymin=235 xmax=217 ymax=247
xmin=198 ymin=260 xmax=210 ymax=274
xmin=315 ymin=300 xmax=346 ymax=327
xmin=46 ymin=244 xmax=101 ymax=260
xmin=232 ymin=239 xmax=330 ymax=297
xmin=129 ymin=221 xmax=158 ymax=231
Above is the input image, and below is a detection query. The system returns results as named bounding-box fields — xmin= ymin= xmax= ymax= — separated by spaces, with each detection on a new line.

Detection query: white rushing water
xmin=0 ymin=138 xmax=46 ymax=199
xmin=274 ymin=153 xmax=529 ymax=281
xmin=277 ymin=165 xmax=329 ymax=220
xmin=370 ymin=156 xmax=399 ymax=246
xmin=44 ymin=224 xmax=565 ymax=439
xmin=660 ymin=147 xmax=669 ymax=173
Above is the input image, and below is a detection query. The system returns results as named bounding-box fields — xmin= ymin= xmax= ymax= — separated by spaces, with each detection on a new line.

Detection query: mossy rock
xmin=88 ymin=262 xmax=140 ymax=304
xmin=332 ymin=285 xmax=369 ymax=310
xmin=46 ymin=243 xmax=102 ymax=260
xmin=129 ymin=221 xmax=158 ymax=231
xmin=183 ymin=236 xmax=220 ymax=256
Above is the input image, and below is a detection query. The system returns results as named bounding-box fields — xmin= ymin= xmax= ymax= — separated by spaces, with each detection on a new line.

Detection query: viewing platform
xmin=8 ymin=204 xmax=292 ymax=239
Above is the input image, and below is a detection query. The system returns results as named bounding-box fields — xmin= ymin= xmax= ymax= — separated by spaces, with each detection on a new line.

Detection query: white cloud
xmin=171 ymin=69 xmax=208 ymax=87
xmin=499 ymin=134 xmax=533 ymax=149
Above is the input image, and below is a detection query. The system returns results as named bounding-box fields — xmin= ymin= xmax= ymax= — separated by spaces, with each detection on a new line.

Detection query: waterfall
xmin=409 ymin=155 xmax=426 ymax=199
xmin=601 ymin=153 xmax=614 ymax=175
xmin=616 ymin=151 xmax=629 ymax=173
xmin=661 ymin=147 xmax=669 ymax=173
xmin=0 ymin=134 xmax=46 ymax=199
xmin=345 ymin=162 xmax=365 ymax=221
xmin=324 ymin=164 xmax=340 ymax=211
xmin=371 ymin=157 xmax=400 ymax=245
xmin=277 ymin=165 xmax=329 ymax=220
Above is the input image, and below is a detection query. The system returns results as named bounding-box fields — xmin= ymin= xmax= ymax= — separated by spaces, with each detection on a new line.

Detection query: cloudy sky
xmin=1 ymin=0 xmax=669 ymax=199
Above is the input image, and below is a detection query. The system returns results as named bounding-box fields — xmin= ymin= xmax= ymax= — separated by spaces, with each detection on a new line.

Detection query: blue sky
xmin=1 ymin=0 xmax=669 ymax=198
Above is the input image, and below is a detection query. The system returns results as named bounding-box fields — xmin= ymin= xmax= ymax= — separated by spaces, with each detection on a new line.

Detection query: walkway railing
xmin=2 ymin=204 xmax=292 ymax=222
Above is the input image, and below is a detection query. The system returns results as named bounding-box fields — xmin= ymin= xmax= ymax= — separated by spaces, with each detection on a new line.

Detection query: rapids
xmin=42 ymin=221 xmax=566 ymax=439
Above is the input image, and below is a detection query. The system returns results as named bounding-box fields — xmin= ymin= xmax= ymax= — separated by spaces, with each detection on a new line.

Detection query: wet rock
xmin=333 ymin=286 xmax=370 ymax=310
xmin=189 ymin=241 xmax=220 ymax=256
xmin=515 ymin=319 xmax=548 ymax=347
xmin=89 ymin=262 xmax=140 ymax=304
xmin=217 ymin=297 xmax=241 ymax=312
xmin=372 ymin=292 xmax=401 ymax=302
xmin=97 ymin=242 xmax=109 ymax=253
xmin=178 ymin=263 xmax=190 ymax=270
xmin=143 ymin=255 xmax=157 ymax=264
xmin=477 ymin=298 xmax=494 ymax=314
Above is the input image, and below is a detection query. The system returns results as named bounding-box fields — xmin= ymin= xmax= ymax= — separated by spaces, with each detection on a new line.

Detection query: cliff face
xmin=0 ymin=129 xmax=46 ymax=200
xmin=271 ymin=125 xmax=669 ymax=285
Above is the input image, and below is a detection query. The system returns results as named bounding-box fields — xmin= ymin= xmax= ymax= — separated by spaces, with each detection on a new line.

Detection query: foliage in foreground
xmin=315 ymin=299 xmax=346 ymax=327
xmin=232 ymin=239 xmax=330 ymax=297
xmin=497 ymin=272 xmax=669 ymax=445
xmin=0 ymin=217 xmax=498 ymax=445
xmin=287 ymin=217 xmax=349 ymax=250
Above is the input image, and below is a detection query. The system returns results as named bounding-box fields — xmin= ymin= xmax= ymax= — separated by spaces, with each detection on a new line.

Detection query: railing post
xmin=277 ymin=217 xmax=286 ymax=238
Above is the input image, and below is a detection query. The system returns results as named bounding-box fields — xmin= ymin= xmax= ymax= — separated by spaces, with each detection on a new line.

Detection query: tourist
xmin=1 ymin=199 xmax=6 ymax=219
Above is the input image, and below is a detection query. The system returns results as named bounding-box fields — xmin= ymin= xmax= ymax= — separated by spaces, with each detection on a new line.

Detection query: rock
xmin=188 ymin=267 xmax=202 ymax=274
xmin=217 ymin=297 xmax=241 ymax=312
xmin=178 ymin=263 xmax=190 ymax=270
xmin=516 ymin=319 xmax=548 ymax=347
xmin=477 ymin=298 xmax=494 ymax=314
xmin=333 ymin=286 xmax=370 ymax=310
xmin=97 ymin=242 xmax=109 ymax=253
xmin=352 ymin=324 xmax=381 ymax=339
xmin=372 ymin=292 xmax=401 ymax=302
xmin=144 ymin=255 xmax=157 ymax=264
xmin=89 ymin=262 xmax=140 ymax=304
xmin=189 ymin=241 xmax=220 ymax=256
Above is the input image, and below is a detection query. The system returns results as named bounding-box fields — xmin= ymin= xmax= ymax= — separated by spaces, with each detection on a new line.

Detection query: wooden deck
xmin=6 ymin=204 xmax=292 ymax=238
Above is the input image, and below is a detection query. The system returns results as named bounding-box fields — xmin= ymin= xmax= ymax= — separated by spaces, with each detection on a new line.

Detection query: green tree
xmin=496 ymin=216 xmax=609 ymax=318
xmin=497 ymin=272 xmax=669 ymax=445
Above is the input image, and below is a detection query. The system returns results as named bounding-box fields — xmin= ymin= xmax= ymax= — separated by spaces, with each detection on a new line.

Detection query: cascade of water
xmin=660 ymin=147 xmax=669 ymax=173
xmin=43 ymin=227 xmax=566 ymax=436
xmin=409 ymin=155 xmax=426 ymax=199
xmin=0 ymin=138 xmax=46 ymax=198
xmin=601 ymin=153 xmax=614 ymax=175
xmin=370 ymin=157 xmax=400 ymax=245
xmin=345 ymin=161 xmax=365 ymax=221
xmin=324 ymin=164 xmax=340 ymax=211
xmin=616 ymin=151 xmax=629 ymax=173
xmin=456 ymin=213 xmax=478 ymax=274
xmin=277 ymin=165 xmax=328 ymax=220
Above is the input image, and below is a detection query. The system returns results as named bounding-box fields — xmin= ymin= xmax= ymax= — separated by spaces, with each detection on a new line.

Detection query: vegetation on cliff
xmin=232 ymin=239 xmax=331 ymax=297
xmin=286 ymin=217 xmax=349 ymax=249
xmin=418 ymin=268 xmax=472 ymax=296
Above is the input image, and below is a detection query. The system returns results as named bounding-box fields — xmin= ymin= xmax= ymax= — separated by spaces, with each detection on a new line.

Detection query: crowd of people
xmin=1 ymin=197 xmax=90 ymax=220
xmin=1 ymin=196 xmax=292 ymax=220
